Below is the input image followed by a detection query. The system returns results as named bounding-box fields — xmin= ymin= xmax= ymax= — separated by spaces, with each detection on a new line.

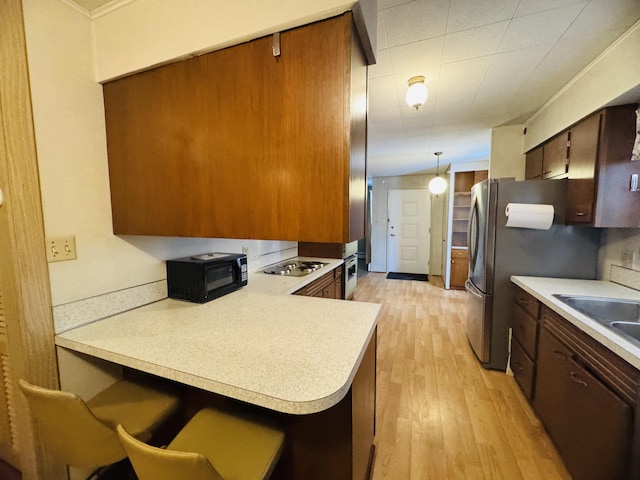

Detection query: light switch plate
xmin=46 ymin=236 xmax=77 ymax=262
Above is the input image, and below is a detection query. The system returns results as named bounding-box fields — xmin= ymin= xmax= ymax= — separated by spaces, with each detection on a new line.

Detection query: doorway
xmin=387 ymin=188 xmax=431 ymax=274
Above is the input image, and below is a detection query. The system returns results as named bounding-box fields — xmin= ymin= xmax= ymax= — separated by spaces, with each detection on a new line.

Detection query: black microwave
xmin=166 ymin=253 xmax=248 ymax=303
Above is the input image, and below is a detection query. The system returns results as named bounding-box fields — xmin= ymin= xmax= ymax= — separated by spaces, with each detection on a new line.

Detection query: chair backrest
xmin=18 ymin=379 xmax=126 ymax=470
xmin=117 ymin=424 xmax=223 ymax=480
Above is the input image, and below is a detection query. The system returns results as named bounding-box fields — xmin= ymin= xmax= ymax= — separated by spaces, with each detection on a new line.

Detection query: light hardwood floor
xmin=354 ymin=273 xmax=571 ymax=480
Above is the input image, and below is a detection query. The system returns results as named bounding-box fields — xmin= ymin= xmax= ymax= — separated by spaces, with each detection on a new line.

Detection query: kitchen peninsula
xmin=55 ymin=260 xmax=380 ymax=480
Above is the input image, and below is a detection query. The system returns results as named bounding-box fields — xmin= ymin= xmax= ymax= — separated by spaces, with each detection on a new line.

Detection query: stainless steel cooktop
xmin=263 ymin=260 xmax=328 ymax=277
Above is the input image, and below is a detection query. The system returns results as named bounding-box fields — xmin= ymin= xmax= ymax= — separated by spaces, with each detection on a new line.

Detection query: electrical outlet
xmin=242 ymin=245 xmax=249 ymax=257
xmin=46 ymin=236 xmax=77 ymax=262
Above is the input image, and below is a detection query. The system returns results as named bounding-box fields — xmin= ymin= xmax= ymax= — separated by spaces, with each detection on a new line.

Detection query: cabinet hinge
xmin=272 ymin=33 xmax=281 ymax=58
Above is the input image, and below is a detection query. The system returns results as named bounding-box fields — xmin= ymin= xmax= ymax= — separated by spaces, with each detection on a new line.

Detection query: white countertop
xmin=511 ymin=276 xmax=640 ymax=369
xmin=55 ymin=258 xmax=380 ymax=414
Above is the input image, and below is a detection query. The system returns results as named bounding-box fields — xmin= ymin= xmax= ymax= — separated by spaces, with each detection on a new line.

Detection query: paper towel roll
xmin=505 ymin=203 xmax=554 ymax=230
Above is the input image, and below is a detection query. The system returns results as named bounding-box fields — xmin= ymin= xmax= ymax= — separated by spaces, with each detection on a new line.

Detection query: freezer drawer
xmin=465 ymin=279 xmax=492 ymax=363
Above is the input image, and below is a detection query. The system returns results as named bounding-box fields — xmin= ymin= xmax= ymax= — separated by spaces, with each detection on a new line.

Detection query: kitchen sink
xmin=553 ymin=294 xmax=640 ymax=347
xmin=610 ymin=322 xmax=640 ymax=343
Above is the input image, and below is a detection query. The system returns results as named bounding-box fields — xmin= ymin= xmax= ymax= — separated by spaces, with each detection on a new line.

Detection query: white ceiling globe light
xmin=429 ymin=152 xmax=447 ymax=195
xmin=429 ymin=175 xmax=447 ymax=195
xmin=405 ymin=76 xmax=428 ymax=110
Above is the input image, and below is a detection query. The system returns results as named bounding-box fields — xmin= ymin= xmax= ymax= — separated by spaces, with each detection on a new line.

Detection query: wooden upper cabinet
xmin=566 ymin=105 xmax=638 ymax=227
xmin=103 ymin=13 xmax=366 ymax=242
xmin=541 ymin=132 xmax=569 ymax=179
xmin=525 ymin=146 xmax=543 ymax=180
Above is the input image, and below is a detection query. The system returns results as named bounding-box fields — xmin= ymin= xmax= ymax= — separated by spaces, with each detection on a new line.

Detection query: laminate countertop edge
xmin=511 ymin=276 xmax=640 ymax=370
xmin=55 ymin=258 xmax=380 ymax=415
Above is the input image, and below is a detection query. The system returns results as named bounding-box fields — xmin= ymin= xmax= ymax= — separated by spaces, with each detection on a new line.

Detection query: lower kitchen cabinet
xmin=533 ymin=306 xmax=639 ymax=480
xmin=511 ymin=288 xmax=540 ymax=399
xmin=295 ymin=266 xmax=344 ymax=299
xmin=449 ymin=249 xmax=468 ymax=289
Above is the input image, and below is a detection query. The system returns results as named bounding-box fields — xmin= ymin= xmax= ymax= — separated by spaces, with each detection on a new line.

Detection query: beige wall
xmin=24 ymin=0 xmax=360 ymax=306
xmin=489 ymin=125 xmax=525 ymax=180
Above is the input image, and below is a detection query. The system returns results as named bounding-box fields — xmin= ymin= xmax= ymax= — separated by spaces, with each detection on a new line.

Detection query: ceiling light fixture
xmin=429 ymin=152 xmax=447 ymax=195
xmin=405 ymin=75 xmax=428 ymax=110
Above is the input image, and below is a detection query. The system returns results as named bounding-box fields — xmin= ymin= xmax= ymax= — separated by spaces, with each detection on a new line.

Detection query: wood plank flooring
xmin=1 ymin=272 xmax=570 ymax=480
xmin=354 ymin=273 xmax=571 ymax=480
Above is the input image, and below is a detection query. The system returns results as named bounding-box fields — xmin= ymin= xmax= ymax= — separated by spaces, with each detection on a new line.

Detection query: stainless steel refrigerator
xmin=465 ymin=178 xmax=600 ymax=370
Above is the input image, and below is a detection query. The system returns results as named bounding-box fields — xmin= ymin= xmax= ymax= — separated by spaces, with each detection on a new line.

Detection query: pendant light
xmin=405 ymin=76 xmax=428 ymax=110
xmin=429 ymin=152 xmax=447 ymax=195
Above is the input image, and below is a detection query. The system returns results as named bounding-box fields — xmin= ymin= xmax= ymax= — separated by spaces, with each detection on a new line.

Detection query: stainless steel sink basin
xmin=553 ymin=294 xmax=640 ymax=347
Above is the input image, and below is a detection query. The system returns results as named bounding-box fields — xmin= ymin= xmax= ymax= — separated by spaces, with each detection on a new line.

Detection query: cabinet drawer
xmin=513 ymin=286 xmax=539 ymax=318
xmin=535 ymin=326 xmax=632 ymax=480
xmin=511 ymin=338 xmax=535 ymax=399
xmin=512 ymin=303 xmax=538 ymax=360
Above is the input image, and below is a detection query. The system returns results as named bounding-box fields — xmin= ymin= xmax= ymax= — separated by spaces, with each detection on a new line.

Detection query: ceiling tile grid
xmin=366 ymin=0 xmax=640 ymax=177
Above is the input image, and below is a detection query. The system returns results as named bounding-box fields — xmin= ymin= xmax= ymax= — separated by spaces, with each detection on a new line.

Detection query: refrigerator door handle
xmin=468 ymin=194 xmax=480 ymax=274
xmin=465 ymin=279 xmax=483 ymax=298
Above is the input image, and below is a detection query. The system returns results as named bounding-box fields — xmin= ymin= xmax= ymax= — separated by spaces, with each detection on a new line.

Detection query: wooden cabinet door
xmin=525 ymin=146 xmax=543 ymax=180
xmin=566 ymin=113 xmax=601 ymax=223
xmin=535 ymin=326 xmax=632 ymax=480
xmin=542 ymin=132 xmax=569 ymax=179
xmin=104 ymin=14 xmax=365 ymax=243
xmin=567 ymin=112 xmax=601 ymax=179
xmin=449 ymin=249 xmax=468 ymax=289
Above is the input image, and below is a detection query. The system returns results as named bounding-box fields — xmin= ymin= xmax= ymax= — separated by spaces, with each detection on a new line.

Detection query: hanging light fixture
xmin=405 ymin=75 xmax=428 ymax=110
xmin=429 ymin=152 xmax=447 ymax=195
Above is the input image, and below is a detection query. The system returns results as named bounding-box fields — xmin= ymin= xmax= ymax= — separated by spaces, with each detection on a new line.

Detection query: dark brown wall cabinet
xmin=566 ymin=105 xmax=638 ymax=227
xmin=103 ymin=13 xmax=367 ymax=243
xmin=533 ymin=306 xmax=639 ymax=480
xmin=524 ymin=104 xmax=639 ymax=227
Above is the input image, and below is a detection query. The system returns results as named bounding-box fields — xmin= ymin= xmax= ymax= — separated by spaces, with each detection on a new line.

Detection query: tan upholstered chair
xmin=19 ymin=378 xmax=180 ymax=475
xmin=117 ymin=407 xmax=285 ymax=480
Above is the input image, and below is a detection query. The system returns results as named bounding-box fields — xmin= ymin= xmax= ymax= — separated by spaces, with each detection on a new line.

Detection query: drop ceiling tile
xmin=389 ymin=36 xmax=444 ymax=72
xmin=403 ymin=118 xmax=434 ymax=137
xmin=369 ymin=76 xmax=400 ymax=111
xmin=378 ymin=0 xmax=415 ymax=10
xmin=497 ymin=3 xmax=585 ymax=52
xmin=369 ymin=49 xmax=395 ymax=78
xmin=439 ymin=56 xmax=493 ymax=82
xmin=482 ymin=43 xmax=552 ymax=84
xmin=446 ymin=0 xmax=519 ymax=34
xmin=442 ymin=20 xmax=509 ymax=63
xmin=369 ymin=107 xmax=403 ymax=123
xmin=564 ymin=0 xmax=640 ymax=38
xmin=377 ymin=14 xmax=389 ymax=50
xmin=382 ymin=0 xmax=450 ymax=47
xmin=514 ymin=0 xmax=587 ymax=18
xmin=434 ymin=76 xmax=482 ymax=102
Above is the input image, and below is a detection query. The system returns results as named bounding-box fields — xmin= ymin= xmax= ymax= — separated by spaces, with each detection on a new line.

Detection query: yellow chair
xmin=18 ymin=378 xmax=180 ymax=476
xmin=117 ymin=407 xmax=285 ymax=480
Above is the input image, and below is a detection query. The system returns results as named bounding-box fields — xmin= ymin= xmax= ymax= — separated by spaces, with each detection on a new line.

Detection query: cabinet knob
xmin=575 ymin=212 xmax=587 ymax=217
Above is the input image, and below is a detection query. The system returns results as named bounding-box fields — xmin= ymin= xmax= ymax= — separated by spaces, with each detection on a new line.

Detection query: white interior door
xmin=387 ymin=188 xmax=430 ymax=274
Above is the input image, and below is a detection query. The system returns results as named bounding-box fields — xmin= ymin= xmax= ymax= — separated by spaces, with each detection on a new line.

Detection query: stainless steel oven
xmin=344 ymin=254 xmax=357 ymax=300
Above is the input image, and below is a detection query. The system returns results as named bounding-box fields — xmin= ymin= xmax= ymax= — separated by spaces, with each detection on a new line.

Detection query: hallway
xmin=354 ymin=273 xmax=570 ymax=480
